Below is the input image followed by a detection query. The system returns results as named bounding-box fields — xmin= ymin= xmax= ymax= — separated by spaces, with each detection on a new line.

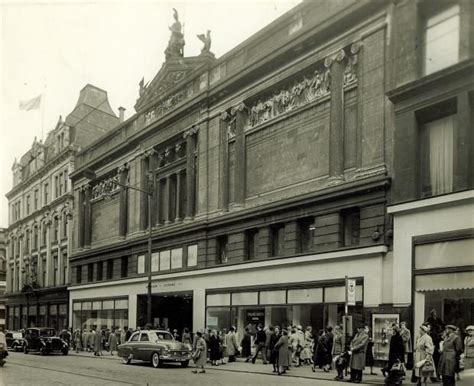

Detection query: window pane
xmin=92 ymin=301 xmax=102 ymax=310
xmin=115 ymin=299 xmax=128 ymax=309
xmin=160 ymin=250 xmax=170 ymax=271
xmin=102 ymin=300 xmax=114 ymax=310
xmin=187 ymin=244 xmax=197 ymax=267
xmin=288 ymin=288 xmax=323 ymax=304
xmin=151 ymin=252 xmax=159 ymax=272
xmin=137 ymin=255 xmax=145 ymax=274
xmin=232 ymin=292 xmax=258 ymax=306
xmin=171 ymin=248 xmax=182 ymax=269
xmin=207 ymin=293 xmax=231 ymax=306
xmin=259 ymin=290 xmax=286 ymax=305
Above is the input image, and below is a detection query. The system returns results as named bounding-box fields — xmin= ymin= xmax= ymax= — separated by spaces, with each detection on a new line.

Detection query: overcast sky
xmin=0 ymin=0 xmax=301 ymax=228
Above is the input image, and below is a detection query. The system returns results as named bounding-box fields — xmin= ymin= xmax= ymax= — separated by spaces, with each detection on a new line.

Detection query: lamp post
xmin=83 ymin=169 xmax=154 ymax=326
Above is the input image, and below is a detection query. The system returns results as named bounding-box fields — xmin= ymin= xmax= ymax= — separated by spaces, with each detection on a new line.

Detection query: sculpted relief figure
xmin=165 ymin=8 xmax=185 ymax=60
xmin=197 ymin=30 xmax=212 ymax=54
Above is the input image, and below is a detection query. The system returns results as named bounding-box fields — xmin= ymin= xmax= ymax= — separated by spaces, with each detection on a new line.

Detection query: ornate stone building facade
xmin=69 ymin=0 xmax=398 ymax=348
xmin=0 ymin=228 xmax=6 ymax=330
xmin=5 ymin=85 xmax=119 ymax=330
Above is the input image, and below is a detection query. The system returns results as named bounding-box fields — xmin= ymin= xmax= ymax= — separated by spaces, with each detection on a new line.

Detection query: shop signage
xmin=207 ymin=316 xmax=218 ymax=326
xmin=246 ymin=309 xmax=265 ymax=324
xmin=347 ymin=278 xmax=356 ymax=306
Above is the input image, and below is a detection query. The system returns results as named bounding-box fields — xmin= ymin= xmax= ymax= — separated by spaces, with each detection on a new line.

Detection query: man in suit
xmin=349 ymin=324 xmax=369 ymax=383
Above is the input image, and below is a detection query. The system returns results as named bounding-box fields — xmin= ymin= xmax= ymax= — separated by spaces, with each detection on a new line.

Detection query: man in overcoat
xmin=225 ymin=327 xmax=239 ymax=362
xmin=349 ymin=324 xmax=369 ymax=383
xmin=438 ymin=325 xmax=463 ymax=386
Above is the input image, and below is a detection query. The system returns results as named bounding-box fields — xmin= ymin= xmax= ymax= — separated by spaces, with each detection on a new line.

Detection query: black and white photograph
xmin=0 ymin=0 xmax=473 ymax=385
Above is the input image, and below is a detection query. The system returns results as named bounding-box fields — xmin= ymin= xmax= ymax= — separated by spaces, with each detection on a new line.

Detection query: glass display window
xmin=372 ymin=313 xmax=400 ymax=361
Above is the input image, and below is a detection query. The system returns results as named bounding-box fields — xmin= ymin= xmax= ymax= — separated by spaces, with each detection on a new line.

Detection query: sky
xmin=0 ymin=0 xmax=302 ymax=228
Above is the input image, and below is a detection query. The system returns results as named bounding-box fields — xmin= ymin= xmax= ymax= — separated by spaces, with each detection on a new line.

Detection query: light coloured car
xmin=118 ymin=330 xmax=192 ymax=368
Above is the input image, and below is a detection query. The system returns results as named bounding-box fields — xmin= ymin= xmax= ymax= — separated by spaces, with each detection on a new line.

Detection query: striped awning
xmin=416 ymin=271 xmax=474 ymax=291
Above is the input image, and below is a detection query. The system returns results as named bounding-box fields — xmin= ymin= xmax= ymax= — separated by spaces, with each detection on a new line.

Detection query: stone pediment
xmin=134 ymin=54 xmax=216 ymax=113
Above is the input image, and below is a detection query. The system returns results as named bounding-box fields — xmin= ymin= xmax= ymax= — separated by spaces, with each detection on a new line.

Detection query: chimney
xmin=118 ymin=106 xmax=126 ymax=123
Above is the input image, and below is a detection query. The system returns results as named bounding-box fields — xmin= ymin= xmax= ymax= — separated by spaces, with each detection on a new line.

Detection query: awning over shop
xmin=415 ymin=271 xmax=474 ymax=291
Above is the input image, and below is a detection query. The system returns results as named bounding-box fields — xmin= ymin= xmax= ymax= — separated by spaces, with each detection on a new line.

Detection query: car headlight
xmin=0 ymin=343 xmax=4 ymax=349
xmin=163 ymin=348 xmax=170 ymax=355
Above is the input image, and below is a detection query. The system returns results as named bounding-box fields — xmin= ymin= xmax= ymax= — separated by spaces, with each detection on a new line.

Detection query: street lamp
xmin=83 ymin=168 xmax=154 ymax=326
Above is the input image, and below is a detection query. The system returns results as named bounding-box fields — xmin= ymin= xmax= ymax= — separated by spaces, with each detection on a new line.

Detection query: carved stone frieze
xmin=144 ymin=89 xmax=187 ymax=125
xmin=91 ymin=175 xmax=120 ymax=201
xmin=183 ymin=125 xmax=199 ymax=139
xmin=344 ymin=43 xmax=362 ymax=87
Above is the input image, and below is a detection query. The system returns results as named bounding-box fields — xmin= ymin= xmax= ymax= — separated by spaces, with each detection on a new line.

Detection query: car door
xmin=137 ymin=332 xmax=151 ymax=361
xmin=128 ymin=332 xmax=140 ymax=359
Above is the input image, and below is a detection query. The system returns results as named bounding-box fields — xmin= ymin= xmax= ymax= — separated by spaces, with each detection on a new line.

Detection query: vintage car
xmin=5 ymin=331 xmax=25 ymax=351
xmin=23 ymin=327 xmax=69 ymax=355
xmin=118 ymin=330 xmax=192 ymax=368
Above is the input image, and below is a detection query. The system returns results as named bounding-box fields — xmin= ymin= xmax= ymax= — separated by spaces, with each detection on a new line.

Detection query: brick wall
xmin=91 ymin=197 xmax=119 ymax=244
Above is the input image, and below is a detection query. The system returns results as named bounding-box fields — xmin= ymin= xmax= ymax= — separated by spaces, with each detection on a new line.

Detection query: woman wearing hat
xmin=414 ymin=324 xmax=435 ymax=385
xmin=438 ymin=325 xmax=462 ymax=385
xmin=464 ymin=326 xmax=474 ymax=370
xmin=192 ymin=330 xmax=207 ymax=374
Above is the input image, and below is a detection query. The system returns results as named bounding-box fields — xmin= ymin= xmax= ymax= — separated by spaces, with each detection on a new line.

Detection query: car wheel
xmin=151 ymin=352 xmax=160 ymax=368
xmin=40 ymin=347 xmax=47 ymax=356
xmin=23 ymin=346 xmax=28 ymax=354
xmin=122 ymin=354 xmax=132 ymax=364
xmin=181 ymin=360 xmax=189 ymax=368
xmin=62 ymin=348 xmax=68 ymax=355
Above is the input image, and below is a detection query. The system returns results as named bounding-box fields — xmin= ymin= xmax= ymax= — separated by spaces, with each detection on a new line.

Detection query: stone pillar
xmin=139 ymin=155 xmax=149 ymax=231
xmin=45 ymin=220 xmax=52 ymax=286
xmin=258 ymin=227 xmax=271 ymax=259
xmin=454 ymin=92 xmax=472 ymax=191
xmin=118 ymin=164 xmax=129 ymax=237
xmin=18 ymin=236 xmax=23 ymax=289
xmin=284 ymin=221 xmax=299 ymax=255
xmin=231 ymin=103 xmax=247 ymax=207
xmin=83 ymin=185 xmax=92 ymax=247
xmin=219 ymin=112 xmax=230 ymax=212
xmin=184 ymin=126 xmax=198 ymax=220
xmin=164 ymin=175 xmax=171 ymax=224
xmin=314 ymin=212 xmax=344 ymax=252
xmin=326 ymin=50 xmax=345 ymax=181
xmin=175 ymin=171 xmax=182 ymax=221
xmin=77 ymin=188 xmax=85 ymax=248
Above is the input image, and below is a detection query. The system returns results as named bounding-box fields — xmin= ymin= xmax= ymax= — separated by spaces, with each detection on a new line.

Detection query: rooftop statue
xmin=165 ymin=8 xmax=185 ymax=60
xmin=197 ymin=30 xmax=212 ymax=54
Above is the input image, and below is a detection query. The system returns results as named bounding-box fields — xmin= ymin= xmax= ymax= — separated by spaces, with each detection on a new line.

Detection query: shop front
xmin=72 ymin=297 xmax=129 ymax=331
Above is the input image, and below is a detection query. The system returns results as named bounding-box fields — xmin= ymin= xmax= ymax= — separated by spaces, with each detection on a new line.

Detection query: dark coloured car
xmin=118 ymin=330 xmax=192 ymax=368
xmin=23 ymin=328 xmax=68 ymax=355
xmin=5 ymin=331 xmax=25 ymax=351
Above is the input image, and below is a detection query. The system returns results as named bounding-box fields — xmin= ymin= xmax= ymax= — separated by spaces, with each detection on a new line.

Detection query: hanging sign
xmin=347 ymin=278 xmax=356 ymax=306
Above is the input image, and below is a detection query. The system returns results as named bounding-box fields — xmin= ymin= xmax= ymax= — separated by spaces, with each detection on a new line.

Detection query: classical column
xmin=219 ymin=112 xmax=230 ymax=212
xmin=77 ymin=188 xmax=85 ymax=248
xmin=18 ymin=235 xmax=23 ymax=289
xmin=164 ymin=175 xmax=171 ymax=224
xmin=175 ymin=171 xmax=182 ymax=221
xmin=83 ymin=185 xmax=92 ymax=246
xmin=118 ymin=164 xmax=129 ymax=237
xmin=139 ymin=155 xmax=149 ymax=231
xmin=184 ymin=126 xmax=198 ymax=220
xmin=46 ymin=218 xmax=53 ymax=287
xmin=326 ymin=50 xmax=346 ymax=181
xmin=231 ymin=103 xmax=247 ymax=207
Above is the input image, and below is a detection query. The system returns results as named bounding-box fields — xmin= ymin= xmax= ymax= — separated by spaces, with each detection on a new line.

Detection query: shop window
xmin=76 ymin=266 xmax=82 ymax=284
xmin=87 ymin=263 xmax=93 ymax=282
xmin=270 ymin=224 xmax=285 ymax=257
xmin=342 ymin=208 xmax=360 ymax=247
xmin=171 ymin=248 xmax=182 ymax=269
xmin=298 ymin=217 xmax=314 ymax=253
xmin=106 ymin=259 xmax=113 ymax=280
xmin=97 ymin=261 xmax=103 ymax=281
xmin=151 ymin=252 xmax=159 ymax=272
xmin=420 ymin=114 xmax=455 ymax=197
xmin=422 ymin=4 xmax=460 ymax=76
xmin=186 ymin=244 xmax=197 ymax=267
xmin=137 ymin=255 xmax=145 ymax=274
xmin=121 ymin=256 xmax=128 ymax=278
xmin=159 ymin=250 xmax=170 ymax=271
xmin=245 ymin=229 xmax=259 ymax=260
xmin=216 ymin=235 xmax=228 ymax=264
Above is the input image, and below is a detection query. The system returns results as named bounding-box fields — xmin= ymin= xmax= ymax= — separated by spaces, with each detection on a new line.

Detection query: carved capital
xmin=118 ymin=162 xmax=130 ymax=174
xmin=220 ymin=111 xmax=230 ymax=121
xmin=183 ymin=125 xmax=199 ymax=138
xmin=335 ymin=49 xmax=346 ymax=62
xmin=351 ymin=42 xmax=362 ymax=55
xmin=324 ymin=57 xmax=334 ymax=68
xmin=230 ymin=102 xmax=247 ymax=115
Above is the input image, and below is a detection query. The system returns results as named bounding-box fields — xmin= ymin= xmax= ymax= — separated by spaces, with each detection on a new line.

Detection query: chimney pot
xmin=118 ymin=106 xmax=126 ymax=122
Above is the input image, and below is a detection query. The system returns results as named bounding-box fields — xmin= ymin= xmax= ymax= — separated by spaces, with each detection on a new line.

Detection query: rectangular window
xmin=245 ymin=229 xmax=259 ymax=260
xmin=106 ymin=259 xmax=113 ymax=280
xmin=216 ymin=235 xmax=228 ymax=264
xmin=64 ymin=170 xmax=68 ymax=192
xmin=97 ymin=262 xmax=103 ymax=281
xmin=298 ymin=218 xmax=314 ymax=253
xmin=187 ymin=245 xmax=197 ymax=267
xmin=55 ymin=175 xmax=59 ymax=198
xmin=171 ymin=248 xmax=182 ymax=269
xmin=423 ymin=4 xmax=460 ymax=76
xmin=151 ymin=252 xmax=159 ymax=272
xmin=44 ymin=183 xmax=49 ymax=205
xmin=87 ymin=263 xmax=93 ymax=282
xmin=33 ymin=227 xmax=38 ymax=249
xmin=137 ymin=255 xmax=145 ymax=274
xmin=421 ymin=114 xmax=455 ymax=197
xmin=120 ymin=256 xmax=128 ymax=278
xmin=53 ymin=256 xmax=58 ymax=286
xmin=159 ymin=250 xmax=170 ymax=271
xmin=342 ymin=208 xmax=360 ymax=247
xmin=42 ymin=257 xmax=47 ymax=285
xmin=62 ymin=252 xmax=68 ymax=284
xmin=59 ymin=172 xmax=63 ymax=196
xmin=42 ymin=226 xmax=47 ymax=246
xmin=270 ymin=224 xmax=285 ymax=257
xmin=34 ymin=189 xmax=39 ymax=210
xmin=26 ymin=195 xmax=30 ymax=215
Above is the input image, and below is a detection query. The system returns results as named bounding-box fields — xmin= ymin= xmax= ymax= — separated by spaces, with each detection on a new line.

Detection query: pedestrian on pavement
xmin=439 ymin=325 xmax=463 ymax=386
xmin=325 ymin=326 xmax=334 ymax=370
xmin=209 ymin=330 xmax=221 ymax=366
xmin=252 ymin=324 xmax=267 ymax=364
xmin=265 ymin=326 xmax=274 ymax=363
xmin=74 ymin=329 xmax=82 ymax=353
xmin=312 ymin=329 xmax=328 ymax=371
xmin=125 ymin=326 xmax=132 ymax=342
xmin=301 ymin=326 xmax=313 ymax=365
xmin=182 ymin=327 xmax=192 ymax=349
xmin=241 ymin=327 xmax=252 ymax=362
xmin=93 ymin=329 xmax=102 ymax=356
xmin=463 ymin=325 xmax=474 ymax=371
xmin=108 ymin=328 xmax=118 ymax=355
xmin=428 ymin=309 xmax=445 ymax=382
xmin=365 ymin=326 xmax=376 ymax=375
xmin=192 ymin=330 xmax=207 ymax=374
xmin=401 ymin=321 xmax=413 ymax=368
xmin=414 ymin=324 xmax=435 ymax=386
xmin=225 ymin=327 xmax=239 ymax=363
xmin=82 ymin=329 xmax=88 ymax=352
xmin=88 ymin=329 xmax=95 ymax=352
xmin=219 ymin=328 xmax=227 ymax=364
xmin=275 ymin=329 xmax=289 ymax=375
xmin=172 ymin=329 xmax=180 ymax=341
xmin=381 ymin=324 xmax=405 ymax=377
xmin=269 ymin=326 xmax=281 ymax=373
xmin=348 ymin=323 xmax=369 ymax=383
xmin=332 ymin=325 xmax=344 ymax=366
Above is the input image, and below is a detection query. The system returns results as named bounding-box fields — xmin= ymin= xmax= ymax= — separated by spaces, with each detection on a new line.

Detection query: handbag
xmin=421 ymin=360 xmax=435 ymax=377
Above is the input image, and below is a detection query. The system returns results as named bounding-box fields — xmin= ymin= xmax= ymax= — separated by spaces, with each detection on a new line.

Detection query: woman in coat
xmin=269 ymin=326 xmax=281 ymax=373
xmin=349 ymin=324 xmax=369 ymax=383
xmin=241 ymin=327 xmax=252 ymax=362
xmin=108 ymin=329 xmax=118 ymax=356
xmin=464 ymin=325 xmax=474 ymax=370
xmin=365 ymin=326 xmax=376 ymax=375
xmin=225 ymin=327 xmax=239 ymax=363
xmin=93 ymin=329 xmax=102 ymax=356
xmin=382 ymin=324 xmax=405 ymax=377
xmin=192 ymin=330 xmax=207 ymax=373
xmin=209 ymin=330 xmax=221 ymax=366
xmin=275 ymin=329 xmax=289 ymax=375
xmin=414 ymin=325 xmax=435 ymax=385
xmin=439 ymin=325 xmax=463 ymax=386
xmin=332 ymin=325 xmax=344 ymax=359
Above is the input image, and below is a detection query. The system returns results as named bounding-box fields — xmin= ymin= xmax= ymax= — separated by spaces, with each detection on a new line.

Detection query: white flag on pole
xmin=19 ymin=94 xmax=42 ymax=111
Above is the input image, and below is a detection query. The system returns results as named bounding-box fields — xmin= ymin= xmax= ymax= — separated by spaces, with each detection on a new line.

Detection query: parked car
xmin=118 ymin=330 xmax=192 ymax=368
xmin=5 ymin=331 xmax=25 ymax=351
xmin=23 ymin=328 xmax=68 ymax=355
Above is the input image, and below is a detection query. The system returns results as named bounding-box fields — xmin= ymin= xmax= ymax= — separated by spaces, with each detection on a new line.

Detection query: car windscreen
xmin=150 ymin=332 xmax=173 ymax=342
xmin=40 ymin=329 xmax=57 ymax=337
xmin=12 ymin=333 xmax=23 ymax=339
